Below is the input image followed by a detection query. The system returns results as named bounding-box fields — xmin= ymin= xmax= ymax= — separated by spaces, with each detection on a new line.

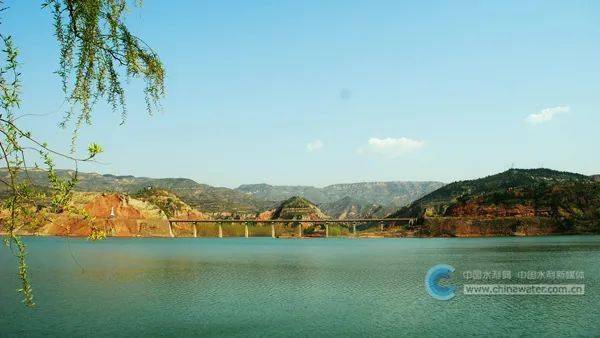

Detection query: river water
xmin=1 ymin=236 xmax=599 ymax=337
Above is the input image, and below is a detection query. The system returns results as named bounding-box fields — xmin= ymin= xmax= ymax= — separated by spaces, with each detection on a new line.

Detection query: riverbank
xmin=3 ymin=226 xmax=598 ymax=238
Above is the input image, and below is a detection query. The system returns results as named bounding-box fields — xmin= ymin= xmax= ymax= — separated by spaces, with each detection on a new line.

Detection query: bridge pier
xmin=244 ymin=224 xmax=249 ymax=238
xmin=193 ymin=222 xmax=197 ymax=238
xmin=298 ymin=223 xmax=302 ymax=238
xmin=168 ymin=221 xmax=175 ymax=238
xmin=271 ymin=224 xmax=275 ymax=238
xmin=325 ymin=224 xmax=329 ymax=238
xmin=353 ymin=224 xmax=357 ymax=237
xmin=218 ymin=224 xmax=223 ymax=238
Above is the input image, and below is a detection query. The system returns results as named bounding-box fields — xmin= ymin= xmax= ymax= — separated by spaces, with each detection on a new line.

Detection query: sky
xmin=3 ymin=1 xmax=600 ymax=188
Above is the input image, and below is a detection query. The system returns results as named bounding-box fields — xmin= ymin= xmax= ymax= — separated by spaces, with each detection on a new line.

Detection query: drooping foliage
xmin=43 ymin=0 xmax=165 ymax=138
xmin=0 ymin=0 xmax=164 ymax=307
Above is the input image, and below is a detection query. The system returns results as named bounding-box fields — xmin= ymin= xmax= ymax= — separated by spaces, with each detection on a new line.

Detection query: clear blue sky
xmin=4 ymin=1 xmax=600 ymax=187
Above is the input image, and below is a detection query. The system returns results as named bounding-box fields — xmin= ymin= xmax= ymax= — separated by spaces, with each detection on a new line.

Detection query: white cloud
xmin=306 ymin=139 xmax=324 ymax=152
xmin=525 ymin=106 xmax=570 ymax=125
xmin=357 ymin=137 xmax=424 ymax=158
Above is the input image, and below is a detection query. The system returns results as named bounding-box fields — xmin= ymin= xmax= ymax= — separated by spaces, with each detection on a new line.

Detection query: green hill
xmin=391 ymin=168 xmax=600 ymax=223
xmin=272 ymin=196 xmax=329 ymax=220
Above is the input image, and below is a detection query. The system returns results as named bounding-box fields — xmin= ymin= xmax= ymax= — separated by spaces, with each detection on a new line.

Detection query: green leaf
xmin=87 ymin=142 xmax=103 ymax=157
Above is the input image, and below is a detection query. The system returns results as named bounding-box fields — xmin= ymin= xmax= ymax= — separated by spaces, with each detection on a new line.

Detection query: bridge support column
xmin=325 ymin=224 xmax=329 ymax=238
xmin=168 ymin=221 xmax=175 ymax=238
xmin=271 ymin=224 xmax=275 ymax=238
xmin=218 ymin=224 xmax=223 ymax=238
xmin=245 ymin=224 xmax=249 ymax=238
xmin=193 ymin=222 xmax=197 ymax=238
xmin=353 ymin=224 xmax=357 ymax=237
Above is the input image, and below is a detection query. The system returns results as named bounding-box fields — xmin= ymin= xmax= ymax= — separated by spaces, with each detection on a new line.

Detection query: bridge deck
xmin=168 ymin=218 xmax=413 ymax=224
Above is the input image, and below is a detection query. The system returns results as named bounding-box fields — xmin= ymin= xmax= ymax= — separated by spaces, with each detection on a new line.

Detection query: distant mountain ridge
xmin=0 ymin=169 xmax=272 ymax=213
xmin=319 ymin=196 xmax=393 ymax=219
xmin=1 ymin=169 xmax=442 ymax=215
xmin=236 ymin=181 xmax=445 ymax=208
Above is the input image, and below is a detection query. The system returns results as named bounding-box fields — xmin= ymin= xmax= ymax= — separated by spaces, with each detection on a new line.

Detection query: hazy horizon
xmin=6 ymin=166 xmax=597 ymax=190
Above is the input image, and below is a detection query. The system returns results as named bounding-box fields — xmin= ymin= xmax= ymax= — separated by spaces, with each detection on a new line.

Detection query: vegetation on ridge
xmin=133 ymin=188 xmax=193 ymax=218
xmin=391 ymin=169 xmax=600 ymax=232
xmin=272 ymin=196 xmax=329 ymax=220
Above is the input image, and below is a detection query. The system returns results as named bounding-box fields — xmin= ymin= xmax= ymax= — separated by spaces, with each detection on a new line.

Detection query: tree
xmin=0 ymin=0 xmax=164 ymax=307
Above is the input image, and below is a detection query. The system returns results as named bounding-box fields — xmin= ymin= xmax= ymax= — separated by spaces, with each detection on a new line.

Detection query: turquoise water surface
xmin=1 ymin=236 xmax=599 ymax=337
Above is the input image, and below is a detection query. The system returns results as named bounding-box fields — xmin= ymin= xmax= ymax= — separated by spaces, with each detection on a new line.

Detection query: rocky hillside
xmin=133 ymin=188 xmax=209 ymax=220
xmin=4 ymin=192 xmax=166 ymax=237
xmin=236 ymin=181 xmax=444 ymax=208
xmin=319 ymin=196 xmax=393 ymax=219
xmin=391 ymin=169 xmax=600 ymax=234
xmin=271 ymin=196 xmax=330 ymax=220
xmin=0 ymin=169 xmax=272 ymax=213
xmin=1 ymin=189 xmax=212 ymax=238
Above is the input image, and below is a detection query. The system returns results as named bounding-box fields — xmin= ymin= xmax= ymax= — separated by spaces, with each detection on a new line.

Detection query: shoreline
xmin=3 ymin=232 xmax=598 ymax=239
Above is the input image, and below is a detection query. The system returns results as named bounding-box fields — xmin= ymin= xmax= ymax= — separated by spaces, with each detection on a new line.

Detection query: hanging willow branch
xmin=1 ymin=0 xmax=165 ymax=307
xmin=43 ymin=0 xmax=165 ymax=140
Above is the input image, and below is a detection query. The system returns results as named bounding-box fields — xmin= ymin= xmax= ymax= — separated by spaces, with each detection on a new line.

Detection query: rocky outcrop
xmin=3 ymin=191 xmax=210 ymax=237
xmin=133 ymin=188 xmax=209 ymax=220
xmin=85 ymin=193 xmax=145 ymax=219
xmin=256 ymin=210 xmax=274 ymax=221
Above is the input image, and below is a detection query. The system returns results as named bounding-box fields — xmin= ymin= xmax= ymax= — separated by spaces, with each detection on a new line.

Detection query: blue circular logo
xmin=425 ymin=264 xmax=456 ymax=301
